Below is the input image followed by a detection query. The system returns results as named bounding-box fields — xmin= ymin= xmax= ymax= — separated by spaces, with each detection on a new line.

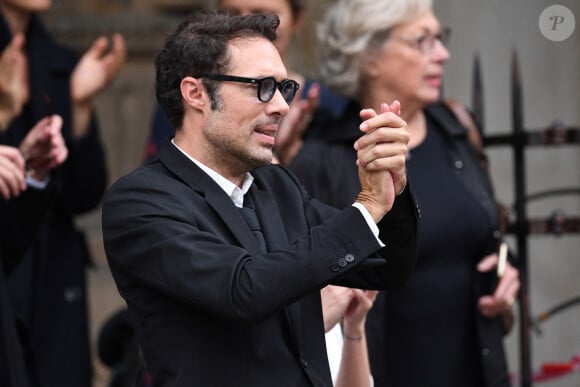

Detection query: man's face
xmin=202 ymin=37 xmax=290 ymax=175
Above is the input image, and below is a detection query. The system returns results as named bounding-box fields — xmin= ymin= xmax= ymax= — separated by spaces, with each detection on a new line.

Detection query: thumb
xmin=85 ymin=36 xmax=109 ymax=59
xmin=359 ymin=108 xmax=377 ymax=121
xmin=48 ymin=114 xmax=63 ymax=135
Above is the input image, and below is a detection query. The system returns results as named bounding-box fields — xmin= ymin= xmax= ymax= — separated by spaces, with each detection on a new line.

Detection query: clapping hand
xmin=19 ymin=115 xmax=68 ymax=181
xmin=70 ymin=33 xmax=126 ymax=105
xmin=274 ymin=82 xmax=320 ymax=165
xmin=321 ymin=285 xmax=354 ymax=332
xmin=355 ymin=101 xmax=409 ymax=222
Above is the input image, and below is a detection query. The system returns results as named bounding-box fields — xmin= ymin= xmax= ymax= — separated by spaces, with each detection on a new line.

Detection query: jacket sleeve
xmin=102 ymin=166 xmax=415 ymax=324
xmin=326 ymin=187 xmax=419 ymax=290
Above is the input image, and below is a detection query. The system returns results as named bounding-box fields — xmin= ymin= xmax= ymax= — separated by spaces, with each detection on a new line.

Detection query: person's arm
xmin=0 ymin=115 xmax=67 ymax=199
xmin=52 ymin=34 xmax=125 ymax=215
xmin=335 ymin=289 xmax=377 ymax=387
xmin=1 ymin=116 xmax=67 ymax=273
xmin=330 ymin=102 xmax=418 ymax=289
xmin=70 ymin=33 xmax=126 ymax=139
xmin=102 ymin=165 xmax=386 ymax=324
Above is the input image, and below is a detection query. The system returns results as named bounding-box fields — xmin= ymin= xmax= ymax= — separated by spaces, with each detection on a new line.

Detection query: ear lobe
xmin=180 ymin=76 xmax=206 ymax=111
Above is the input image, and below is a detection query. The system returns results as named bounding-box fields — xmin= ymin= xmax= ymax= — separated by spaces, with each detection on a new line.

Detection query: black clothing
xmin=0 ymin=13 xmax=108 ymax=387
xmin=0 ymin=181 xmax=59 ymax=387
xmin=101 ymin=139 xmax=419 ymax=386
xmin=290 ymin=100 xmax=509 ymax=386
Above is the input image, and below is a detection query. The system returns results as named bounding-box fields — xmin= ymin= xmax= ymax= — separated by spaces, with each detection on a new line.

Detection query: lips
xmin=256 ymin=126 xmax=276 ymax=135
xmin=255 ymin=125 xmax=277 ymax=145
xmin=424 ymin=74 xmax=442 ymax=87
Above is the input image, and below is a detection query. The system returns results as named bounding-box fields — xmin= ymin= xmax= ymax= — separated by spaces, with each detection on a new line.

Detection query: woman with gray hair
xmin=290 ymin=0 xmax=520 ymax=386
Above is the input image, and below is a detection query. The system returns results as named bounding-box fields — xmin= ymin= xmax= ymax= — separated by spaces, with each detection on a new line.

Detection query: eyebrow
xmin=417 ymin=26 xmax=442 ymax=34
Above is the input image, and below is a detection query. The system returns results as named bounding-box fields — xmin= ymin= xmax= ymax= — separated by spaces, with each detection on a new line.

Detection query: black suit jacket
xmin=102 ymin=140 xmax=418 ymax=387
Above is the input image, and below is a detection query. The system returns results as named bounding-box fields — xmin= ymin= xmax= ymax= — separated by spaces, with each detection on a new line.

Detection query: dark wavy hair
xmin=218 ymin=0 xmax=306 ymax=18
xmin=155 ymin=11 xmax=279 ymax=128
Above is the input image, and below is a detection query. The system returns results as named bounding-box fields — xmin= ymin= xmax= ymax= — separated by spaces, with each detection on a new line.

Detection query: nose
xmin=266 ymin=87 xmax=291 ymax=116
xmin=431 ymin=39 xmax=450 ymax=63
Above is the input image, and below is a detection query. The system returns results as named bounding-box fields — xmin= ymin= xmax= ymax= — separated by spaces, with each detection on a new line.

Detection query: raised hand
xmin=70 ymin=33 xmax=126 ymax=138
xmin=70 ymin=33 xmax=126 ymax=104
xmin=0 ymin=33 xmax=29 ymax=130
xmin=19 ymin=115 xmax=68 ymax=181
xmin=354 ymin=101 xmax=409 ymax=222
xmin=321 ymin=285 xmax=355 ymax=332
xmin=274 ymin=82 xmax=320 ymax=166
xmin=342 ymin=289 xmax=378 ymax=331
xmin=0 ymin=145 xmax=26 ymax=199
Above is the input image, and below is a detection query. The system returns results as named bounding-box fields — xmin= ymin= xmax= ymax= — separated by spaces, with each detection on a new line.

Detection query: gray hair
xmin=317 ymin=0 xmax=432 ymax=99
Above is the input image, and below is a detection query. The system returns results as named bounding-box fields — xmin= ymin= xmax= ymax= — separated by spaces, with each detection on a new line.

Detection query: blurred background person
xmin=0 ymin=110 xmax=68 ymax=387
xmin=289 ymin=0 xmax=520 ymax=386
xmin=0 ymin=0 xmax=126 ymax=385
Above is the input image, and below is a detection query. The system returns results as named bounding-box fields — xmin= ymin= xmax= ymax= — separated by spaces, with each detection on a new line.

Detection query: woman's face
xmin=366 ymin=10 xmax=450 ymax=108
xmin=219 ymin=0 xmax=302 ymax=60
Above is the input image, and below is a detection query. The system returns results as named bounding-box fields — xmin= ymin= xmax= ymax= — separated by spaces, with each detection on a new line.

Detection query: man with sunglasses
xmin=102 ymin=11 xmax=418 ymax=387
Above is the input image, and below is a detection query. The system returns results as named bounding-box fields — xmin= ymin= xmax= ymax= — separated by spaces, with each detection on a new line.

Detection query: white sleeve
xmin=325 ymin=324 xmax=344 ymax=386
xmin=351 ymin=203 xmax=385 ymax=247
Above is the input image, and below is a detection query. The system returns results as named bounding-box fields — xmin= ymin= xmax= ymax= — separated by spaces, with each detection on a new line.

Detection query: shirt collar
xmin=171 ymin=138 xmax=254 ymax=208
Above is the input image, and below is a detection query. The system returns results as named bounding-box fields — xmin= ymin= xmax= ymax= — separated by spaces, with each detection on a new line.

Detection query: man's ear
xmin=180 ymin=76 xmax=207 ymax=112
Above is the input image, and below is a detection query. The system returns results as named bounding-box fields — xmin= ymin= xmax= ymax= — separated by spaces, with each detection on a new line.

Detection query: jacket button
xmin=330 ymin=263 xmax=340 ymax=272
xmin=482 ymin=348 xmax=490 ymax=357
xmin=454 ymin=160 xmax=464 ymax=169
xmin=345 ymin=253 xmax=355 ymax=263
xmin=338 ymin=257 xmax=347 ymax=267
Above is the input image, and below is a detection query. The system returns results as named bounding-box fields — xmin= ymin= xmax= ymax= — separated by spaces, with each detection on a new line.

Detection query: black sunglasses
xmin=196 ymin=74 xmax=299 ymax=104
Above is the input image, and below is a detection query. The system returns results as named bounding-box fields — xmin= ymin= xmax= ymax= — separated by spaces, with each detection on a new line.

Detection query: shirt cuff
xmin=26 ymin=175 xmax=50 ymax=189
xmin=351 ymin=202 xmax=385 ymax=247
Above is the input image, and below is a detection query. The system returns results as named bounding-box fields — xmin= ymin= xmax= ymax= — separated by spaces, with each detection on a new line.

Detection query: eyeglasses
xmin=393 ymin=27 xmax=451 ymax=54
xmin=196 ymin=74 xmax=300 ymax=104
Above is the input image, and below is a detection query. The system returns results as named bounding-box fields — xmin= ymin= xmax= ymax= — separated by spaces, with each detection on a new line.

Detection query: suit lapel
xmin=158 ymin=140 xmax=262 ymax=253
xmin=160 ymin=143 xmax=304 ymax=354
